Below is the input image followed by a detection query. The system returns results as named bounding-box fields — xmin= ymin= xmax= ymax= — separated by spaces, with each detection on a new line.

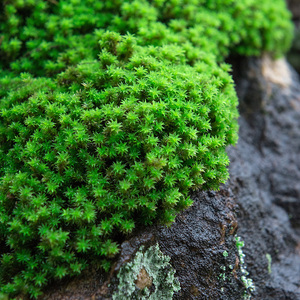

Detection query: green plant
xmin=0 ymin=35 xmax=237 ymax=297
xmin=0 ymin=0 xmax=292 ymax=77
xmin=0 ymin=0 xmax=292 ymax=298
xmin=235 ymin=236 xmax=255 ymax=299
xmin=266 ymin=253 xmax=272 ymax=274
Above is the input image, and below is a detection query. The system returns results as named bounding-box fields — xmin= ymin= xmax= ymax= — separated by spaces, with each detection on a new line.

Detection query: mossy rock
xmin=0 ymin=0 xmax=293 ymax=298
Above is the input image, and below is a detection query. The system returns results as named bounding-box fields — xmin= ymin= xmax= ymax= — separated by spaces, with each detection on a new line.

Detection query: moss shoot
xmin=0 ymin=0 xmax=293 ymax=298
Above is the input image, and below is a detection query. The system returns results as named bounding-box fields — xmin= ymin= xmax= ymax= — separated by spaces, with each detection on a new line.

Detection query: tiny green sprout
xmin=218 ymin=273 xmax=226 ymax=281
xmin=223 ymin=250 xmax=229 ymax=258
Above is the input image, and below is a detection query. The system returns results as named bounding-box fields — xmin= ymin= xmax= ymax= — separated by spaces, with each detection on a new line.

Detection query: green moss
xmin=0 ymin=35 xmax=237 ymax=297
xmin=0 ymin=0 xmax=293 ymax=298
xmin=113 ymin=244 xmax=180 ymax=300
xmin=0 ymin=0 xmax=293 ymax=76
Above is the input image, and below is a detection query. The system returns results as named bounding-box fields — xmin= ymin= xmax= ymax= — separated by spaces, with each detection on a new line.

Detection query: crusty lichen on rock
xmin=113 ymin=244 xmax=180 ymax=300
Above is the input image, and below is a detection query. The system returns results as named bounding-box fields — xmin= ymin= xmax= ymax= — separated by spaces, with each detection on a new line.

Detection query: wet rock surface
xmin=41 ymin=56 xmax=300 ymax=300
xmin=228 ymin=56 xmax=300 ymax=300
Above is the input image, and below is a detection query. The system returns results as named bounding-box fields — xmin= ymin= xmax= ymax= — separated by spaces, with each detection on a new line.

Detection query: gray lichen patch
xmin=113 ymin=244 xmax=180 ymax=300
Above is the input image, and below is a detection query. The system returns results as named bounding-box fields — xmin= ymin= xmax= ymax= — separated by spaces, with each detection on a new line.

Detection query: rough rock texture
xmin=229 ymin=56 xmax=300 ymax=300
xmin=40 ymin=56 xmax=300 ymax=300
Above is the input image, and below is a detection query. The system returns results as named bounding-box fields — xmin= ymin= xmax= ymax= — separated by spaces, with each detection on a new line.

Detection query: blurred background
xmin=287 ymin=0 xmax=300 ymax=74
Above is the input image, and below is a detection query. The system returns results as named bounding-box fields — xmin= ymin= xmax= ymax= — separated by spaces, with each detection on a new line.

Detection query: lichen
xmin=113 ymin=244 xmax=180 ymax=300
xmin=235 ymin=236 xmax=255 ymax=299
xmin=266 ymin=253 xmax=272 ymax=274
xmin=219 ymin=236 xmax=255 ymax=299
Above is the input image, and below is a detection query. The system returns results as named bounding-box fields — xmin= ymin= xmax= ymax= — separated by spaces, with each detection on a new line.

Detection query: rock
xmin=287 ymin=0 xmax=300 ymax=20
xmin=287 ymin=28 xmax=300 ymax=74
xmin=261 ymin=55 xmax=293 ymax=88
xmin=229 ymin=55 xmax=300 ymax=300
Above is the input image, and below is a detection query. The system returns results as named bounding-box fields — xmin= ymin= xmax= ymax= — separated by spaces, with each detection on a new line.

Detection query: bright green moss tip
xmin=0 ymin=0 xmax=293 ymax=298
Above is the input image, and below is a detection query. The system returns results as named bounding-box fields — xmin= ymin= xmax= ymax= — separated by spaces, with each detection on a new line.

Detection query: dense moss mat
xmin=0 ymin=0 xmax=293 ymax=76
xmin=0 ymin=0 xmax=293 ymax=298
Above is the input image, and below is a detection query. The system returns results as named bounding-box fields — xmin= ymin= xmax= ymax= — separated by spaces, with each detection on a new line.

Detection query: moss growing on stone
xmin=0 ymin=0 xmax=293 ymax=298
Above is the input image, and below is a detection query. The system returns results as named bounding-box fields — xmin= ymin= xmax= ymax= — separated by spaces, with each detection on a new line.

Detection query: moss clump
xmin=0 ymin=0 xmax=293 ymax=76
xmin=0 ymin=0 xmax=293 ymax=298
xmin=0 ymin=34 xmax=237 ymax=297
